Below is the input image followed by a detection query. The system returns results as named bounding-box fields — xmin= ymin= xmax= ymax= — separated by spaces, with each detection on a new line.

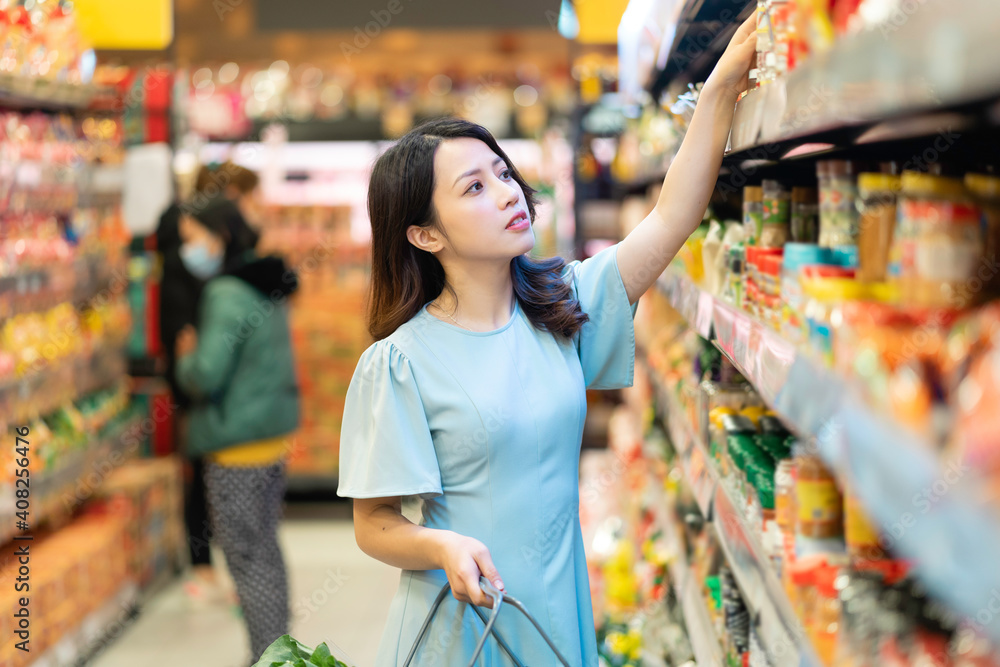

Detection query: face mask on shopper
xmin=180 ymin=242 xmax=223 ymax=279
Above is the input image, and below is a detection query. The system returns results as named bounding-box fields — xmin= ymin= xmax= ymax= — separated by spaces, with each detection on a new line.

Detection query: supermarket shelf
xmin=655 ymin=269 xmax=1000 ymax=645
xmin=712 ymin=476 xmax=814 ymax=667
xmin=651 ymin=367 xmax=816 ymax=666
xmin=726 ymin=0 xmax=1000 ymax=159
xmin=662 ymin=501 xmax=725 ymax=667
xmin=641 ymin=351 xmax=716 ymax=516
xmin=0 ymin=74 xmax=107 ymax=112
xmin=678 ymin=571 xmax=723 ymax=666
xmin=0 ymin=413 xmax=145 ymax=545
xmin=645 ymin=351 xmax=814 ymax=664
xmin=29 ymin=582 xmax=139 ymax=667
xmin=0 ymin=342 xmax=129 ymax=425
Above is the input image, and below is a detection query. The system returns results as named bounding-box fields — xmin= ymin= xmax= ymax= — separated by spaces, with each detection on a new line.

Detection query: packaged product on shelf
xmin=720 ymin=567 xmax=752 ymax=663
xmin=758 ymin=251 xmax=784 ymax=330
xmin=723 ymin=245 xmax=745 ymax=308
xmin=890 ymin=172 xmax=984 ymax=309
xmin=745 ymin=245 xmax=784 ymax=320
xmin=794 ymin=445 xmax=843 ymax=541
xmin=791 ymin=186 xmax=820 ymax=243
xmin=762 ymin=179 xmax=791 ymax=248
xmin=755 ymin=0 xmax=774 ymax=86
xmin=856 ymin=173 xmax=901 ymax=283
xmin=775 ymin=458 xmax=796 ymax=534
xmin=702 ymin=220 xmax=725 ymax=294
xmin=781 ymin=243 xmax=833 ymax=343
xmin=844 ymin=482 xmax=884 ymax=564
xmin=799 ymin=267 xmax=863 ymax=367
xmin=809 ymin=563 xmax=842 ymax=664
xmin=964 ymin=173 xmax=1000 ymax=296
xmin=744 ymin=185 xmax=765 ymax=245
xmin=769 ymin=0 xmax=796 ymax=77
xmin=818 ymin=160 xmax=859 ymax=249
xmin=951 ymin=307 xmax=1000 ymax=506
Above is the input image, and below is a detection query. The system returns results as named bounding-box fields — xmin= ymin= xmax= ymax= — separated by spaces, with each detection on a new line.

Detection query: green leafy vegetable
xmin=252 ymin=635 xmax=352 ymax=667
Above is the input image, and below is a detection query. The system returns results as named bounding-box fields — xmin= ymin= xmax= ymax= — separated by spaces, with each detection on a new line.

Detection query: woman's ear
xmin=406 ymin=225 xmax=444 ymax=254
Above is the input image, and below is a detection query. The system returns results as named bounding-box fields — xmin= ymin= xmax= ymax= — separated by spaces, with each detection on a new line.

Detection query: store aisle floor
xmin=91 ymin=508 xmax=398 ymax=667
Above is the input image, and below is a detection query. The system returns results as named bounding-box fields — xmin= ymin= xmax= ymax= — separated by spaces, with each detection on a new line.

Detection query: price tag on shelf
xmin=732 ymin=317 xmax=752 ymax=371
xmin=694 ymin=291 xmax=714 ymax=338
xmin=713 ymin=302 xmax=736 ymax=356
xmin=687 ymin=445 xmax=714 ymax=516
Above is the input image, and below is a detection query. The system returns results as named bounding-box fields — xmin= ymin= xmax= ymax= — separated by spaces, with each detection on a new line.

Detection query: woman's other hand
xmin=176 ymin=325 xmax=198 ymax=358
xmin=437 ymin=532 xmax=504 ymax=608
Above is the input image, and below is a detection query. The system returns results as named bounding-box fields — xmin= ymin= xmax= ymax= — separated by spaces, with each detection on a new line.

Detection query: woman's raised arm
xmin=617 ymin=13 xmax=758 ymax=304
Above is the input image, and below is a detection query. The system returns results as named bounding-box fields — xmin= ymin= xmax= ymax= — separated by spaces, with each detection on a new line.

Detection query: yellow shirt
xmin=209 ymin=435 xmax=291 ymax=467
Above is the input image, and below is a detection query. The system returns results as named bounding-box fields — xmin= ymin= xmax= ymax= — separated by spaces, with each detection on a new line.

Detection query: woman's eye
xmin=466 ymin=181 xmax=483 ymax=194
xmin=500 ymin=169 xmax=512 ymax=180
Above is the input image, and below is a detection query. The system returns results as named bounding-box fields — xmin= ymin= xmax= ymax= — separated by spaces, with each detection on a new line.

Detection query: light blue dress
xmin=337 ymin=244 xmax=637 ymax=666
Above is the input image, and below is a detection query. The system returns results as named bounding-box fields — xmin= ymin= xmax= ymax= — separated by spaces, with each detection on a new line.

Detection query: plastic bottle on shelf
xmin=769 ymin=0 xmax=795 ymax=77
xmin=755 ymin=0 xmax=774 ymax=86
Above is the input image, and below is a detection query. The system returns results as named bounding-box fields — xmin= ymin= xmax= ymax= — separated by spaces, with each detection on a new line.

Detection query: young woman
xmin=338 ymin=17 xmax=757 ymax=666
xmin=173 ymin=197 xmax=300 ymax=664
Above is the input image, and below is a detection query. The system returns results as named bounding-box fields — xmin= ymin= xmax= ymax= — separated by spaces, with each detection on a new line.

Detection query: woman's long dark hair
xmin=367 ymin=118 xmax=588 ymax=342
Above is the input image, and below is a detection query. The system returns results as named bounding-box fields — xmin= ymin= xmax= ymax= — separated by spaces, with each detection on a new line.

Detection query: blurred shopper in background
xmin=156 ymin=164 xmax=264 ymax=605
xmin=173 ymin=196 xmax=301 ymax=665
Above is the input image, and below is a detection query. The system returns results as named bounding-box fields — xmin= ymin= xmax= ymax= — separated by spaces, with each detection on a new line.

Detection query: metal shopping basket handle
xmin=403 ymin=577 xmax=572 ymax=667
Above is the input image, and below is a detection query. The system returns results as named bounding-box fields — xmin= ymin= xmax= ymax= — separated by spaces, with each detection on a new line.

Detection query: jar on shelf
xmin=795 ymin=447 xmax=842 ymax=539
xmin=799 ymin=266 xmax=861 ymax=364
xmin=762 ymin=179 xmax=791 ymax=248
xmin=856 ymin=173 xmax=901 ymax=283
xmin=818 ymin=160 xmax=858 ymax=248
xmin=965 ymin=173 xmax=1000 ymax=297
xmin=890 ymin=172 xmax=983 ymax=308
xmin=744 ymin=185 xmax=764 ymax=245
xmin=791 ymin=186 xmax=819 ymax=243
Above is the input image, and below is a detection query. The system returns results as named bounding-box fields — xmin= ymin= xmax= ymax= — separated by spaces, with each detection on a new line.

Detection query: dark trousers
xmin=184 ymin=456 xmax=213 ymax=566
xmin=205 ymin=460 xmax=290 ymax=662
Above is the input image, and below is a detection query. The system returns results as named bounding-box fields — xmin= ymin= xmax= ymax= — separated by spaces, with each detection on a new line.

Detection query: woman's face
xmin=179 ymin=215 xmax=225 ymax=255
xmin=419 ymin=137 xmax=534 ymax=262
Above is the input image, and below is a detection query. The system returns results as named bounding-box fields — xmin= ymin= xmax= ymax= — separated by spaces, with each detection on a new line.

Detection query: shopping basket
xmin=404 ymin=577 xmax=571 ymax=667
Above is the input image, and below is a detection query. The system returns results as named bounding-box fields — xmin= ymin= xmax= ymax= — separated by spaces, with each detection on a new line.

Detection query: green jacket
xmin=176 ymin=255 xmax=300 ymax=457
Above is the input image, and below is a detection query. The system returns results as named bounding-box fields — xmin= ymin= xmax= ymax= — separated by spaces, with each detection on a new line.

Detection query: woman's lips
xmin=506 ymin=212 xmax=529 ymax=230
